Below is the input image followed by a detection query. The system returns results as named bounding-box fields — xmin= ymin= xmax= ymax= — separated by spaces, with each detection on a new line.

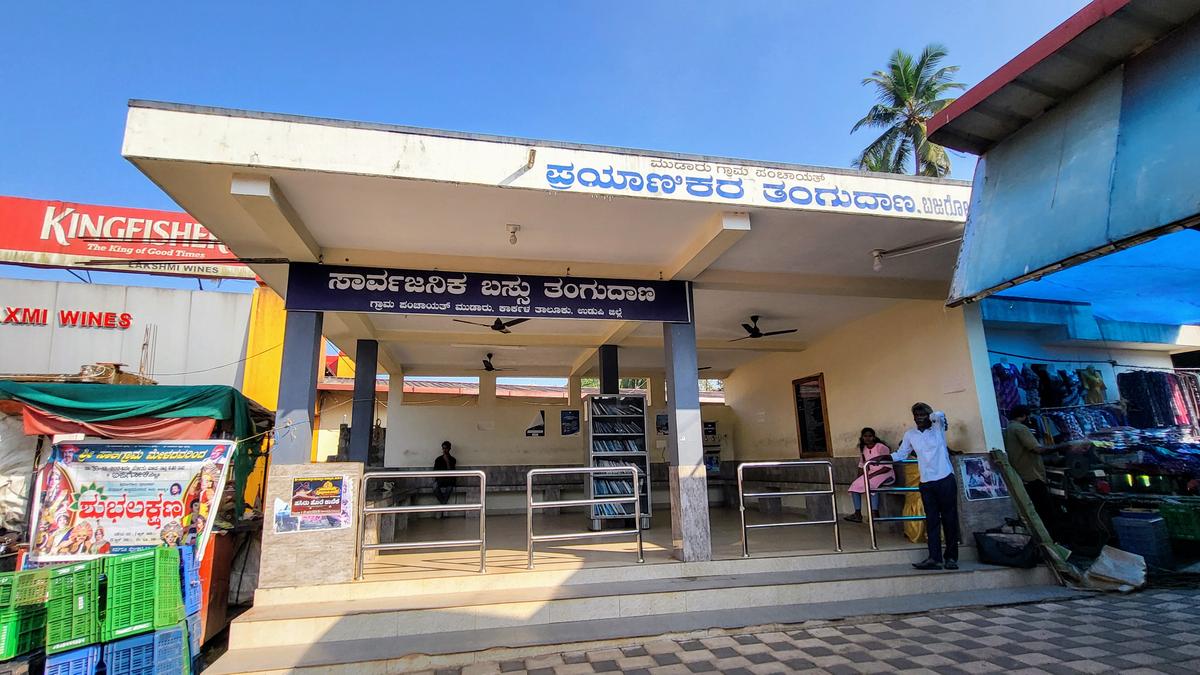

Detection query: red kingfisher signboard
xmin=0 ymin=195 xmax=254 ymax=280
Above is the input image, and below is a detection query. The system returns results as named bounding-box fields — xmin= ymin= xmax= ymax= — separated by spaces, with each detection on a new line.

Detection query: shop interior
xmin=982 ymin=227 xmax=1200 ymax=571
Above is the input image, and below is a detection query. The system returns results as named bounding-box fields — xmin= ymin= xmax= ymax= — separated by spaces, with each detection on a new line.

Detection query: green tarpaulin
xmin=0 ymin=382 xmax=267 ymax=517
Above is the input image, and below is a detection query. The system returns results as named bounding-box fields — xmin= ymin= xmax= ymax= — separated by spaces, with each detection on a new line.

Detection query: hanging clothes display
xmin=992 ymin=361 xmax=1021 ymax=414
xmin=1033 ymin=364 xmax=1063 ymax=408
xmin=1020 ymin=364 xmax=1041 ymax=408
xmin=1031 ymin=404 xmax=1125 ymax=442
xmin=1117 ymin=370 xmax=1196 ymax=429
xmin=1057 ymin=369 xmax=1083 ymax=407
xmin=1079 ymin=366 xmax=1107 ymax=405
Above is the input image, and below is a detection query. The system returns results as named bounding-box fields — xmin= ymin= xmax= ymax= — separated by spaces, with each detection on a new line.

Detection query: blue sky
xmin=0 ymin=1 xmax=1088 ymax=292
xmin=1 ymin=2 xmax=1089 ymax=205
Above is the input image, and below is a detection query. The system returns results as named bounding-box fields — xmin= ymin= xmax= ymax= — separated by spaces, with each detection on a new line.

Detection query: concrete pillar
xmin=963 ymin=303 xmax=1004 ymax=452
xmin=479 ymin=372 xmax=497 ymax=410
xmin=647 ymin=375 xmax=667 ymax=408
xmin=567 ymin=376 xmax=583 ymax=407
xmin=477 ymin=369 xmax=496 ymax=444
xmin=663 ymin=321 xmax=711 ymax=562
xmin=349 ymin=339 xmax=378 ymax=464
xmin=390 ymin=373 xmax=403 ymax=405
xmin=598 ymin=344 xmax=619 ymax=395
xmin=273 ymin=310 xmax=323 ymax=464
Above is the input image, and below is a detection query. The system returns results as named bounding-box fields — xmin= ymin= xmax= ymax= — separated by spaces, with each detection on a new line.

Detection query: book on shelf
xmin=593 ymin=458 xmax=645 ymax=471
xmin=593 ymin=421 xmax=644 ymax=434
xmin=592 ymin=438 xmax=645 ymax=453
xmin=593 ymin=478 xmax=636 ymax=495
xmin=591 ymin=401 xmax=644 ymax=416
xmin=593 ymin=502 xmax=636 ymax=517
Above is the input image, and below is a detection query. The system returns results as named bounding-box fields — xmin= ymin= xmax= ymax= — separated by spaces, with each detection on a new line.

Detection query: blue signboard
xmin=285 ymin=263 xmax=693 ymax=323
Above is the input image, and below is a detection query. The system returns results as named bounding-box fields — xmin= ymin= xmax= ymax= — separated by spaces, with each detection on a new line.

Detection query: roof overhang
xmin=122 ymin=101 xmax=971 ymax=378
xmin=929 ymin=0 xmax=1200 ymax=155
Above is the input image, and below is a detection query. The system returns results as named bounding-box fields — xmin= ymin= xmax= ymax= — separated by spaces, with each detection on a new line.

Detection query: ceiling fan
xmin=453 ymin=317 xmax=529 ymax=334
xmin=481 ymin=353 xmax=513 ymax=372
xmin=729 ymin=315 xmax=798 ymax=342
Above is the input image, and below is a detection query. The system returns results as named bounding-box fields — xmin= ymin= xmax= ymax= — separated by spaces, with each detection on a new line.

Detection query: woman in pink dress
xmin=844 ymin=427 xmax=896 ymax=523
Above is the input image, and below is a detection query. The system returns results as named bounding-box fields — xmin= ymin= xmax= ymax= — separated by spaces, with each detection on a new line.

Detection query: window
xmin=793 ymin=374 xmax=831 ymax=457
xmin=496 ymin=377 xmax=568 ymax=400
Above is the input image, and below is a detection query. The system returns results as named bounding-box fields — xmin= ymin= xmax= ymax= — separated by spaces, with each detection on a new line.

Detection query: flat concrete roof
xmin=122 ymin=101 xmax=972 ymax=379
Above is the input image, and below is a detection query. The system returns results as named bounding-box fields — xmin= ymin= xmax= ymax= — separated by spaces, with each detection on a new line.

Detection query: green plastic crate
xmin=45 ymin=561 xmax=100 ymax=655
xmin=0 ymin=570 xmax=49 ymax=610
xmin=102 ymin=548 xmax=184 ymax=641
xmin=0 ymin=607 xmax=47 ymax=660
xmin=1159 ymin=502 xmax=1200 ymax=541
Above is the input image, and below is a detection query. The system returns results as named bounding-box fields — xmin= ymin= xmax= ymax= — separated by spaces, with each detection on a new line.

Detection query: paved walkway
xmin=433 ymin=588 xmax=1200 ymax=674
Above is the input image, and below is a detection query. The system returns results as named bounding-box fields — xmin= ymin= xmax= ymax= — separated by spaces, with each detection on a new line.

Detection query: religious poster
xmin=961 ymin=456 xmax=1010 ymax=501
xmin=290 ymin=477 xmax=345 ymax=516
xmin=526 ymin=410 xmax=546 ymax=437
xmin=273 ymin=474 xmax=354 ymax=534
xmin=29 ymin=440 xmax=233 ymax=563
xmin=560 ymin=410 xmax=580 ymax=436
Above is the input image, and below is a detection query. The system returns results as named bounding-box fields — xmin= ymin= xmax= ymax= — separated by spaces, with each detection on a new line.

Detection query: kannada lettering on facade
xmin=287 ymin=263 xmax=692 ymax=323
xmin=535 ymin=152 xmax=970 ymax=220
xmin=323 ymin=270 xmax=661 ymax=306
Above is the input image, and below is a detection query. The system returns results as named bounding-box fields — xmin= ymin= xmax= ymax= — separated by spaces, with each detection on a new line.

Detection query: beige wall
xmin=725 ymin=300 xmax=988 ymax=460
xmin=386 ymin=394 xmax=584 ymax=467
xmin=316 ymin=388 xmax=737 ymax=468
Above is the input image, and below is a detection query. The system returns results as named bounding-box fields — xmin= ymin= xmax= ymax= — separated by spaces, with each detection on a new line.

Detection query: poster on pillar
xmin=526 ymin=410 xmax=546 ymax=437
xmin=273 ymin=474 xmax=354 ymax=533
xmin=285 ymin=263 xmax=693 ymax=323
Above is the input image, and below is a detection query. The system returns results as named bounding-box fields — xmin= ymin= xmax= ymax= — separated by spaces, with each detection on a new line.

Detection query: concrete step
xmin=255 ymin=547 xmax=978 ymax=607
xmin=208 ymin=582 xmax=1080 ymax=675
xmin=229 ymin=561 xmax=1051 ymax=650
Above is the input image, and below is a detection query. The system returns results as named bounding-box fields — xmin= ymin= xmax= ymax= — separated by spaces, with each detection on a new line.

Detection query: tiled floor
xmin=425 ymin=588 xmax=1200 ymax=674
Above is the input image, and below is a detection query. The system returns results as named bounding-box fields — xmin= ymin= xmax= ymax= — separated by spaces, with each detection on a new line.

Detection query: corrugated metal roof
xmin=928 ymin=0 xmax=1200 ymax=155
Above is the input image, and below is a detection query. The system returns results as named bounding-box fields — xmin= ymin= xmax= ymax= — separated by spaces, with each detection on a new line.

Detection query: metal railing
xmin=737 ymin=460 xmax=841 ymax=557
xmin=862 ymin=458 xmax=921 ymax=550
xmin=356 ymin=470 xmax=487 ymax=579
xmin=526 ymin=466 xmax=644 ymax=569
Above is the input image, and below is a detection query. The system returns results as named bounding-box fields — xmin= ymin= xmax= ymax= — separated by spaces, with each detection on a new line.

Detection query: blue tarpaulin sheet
xmin=996 ymin=229 xmax=1200 ymax=325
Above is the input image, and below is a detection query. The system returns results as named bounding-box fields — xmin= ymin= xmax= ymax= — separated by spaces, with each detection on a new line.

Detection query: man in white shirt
xmin=883 ymin=402 xmax=959 ymax=570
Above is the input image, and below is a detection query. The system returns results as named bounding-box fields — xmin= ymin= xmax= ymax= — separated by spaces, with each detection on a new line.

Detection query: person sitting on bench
xmin=845 ymin=427 xmax=895 ymax=523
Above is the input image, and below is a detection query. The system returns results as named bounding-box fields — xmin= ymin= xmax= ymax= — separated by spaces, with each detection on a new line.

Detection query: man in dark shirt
xmin=433 ymin=441 xmax=457 ymax=504
xmin=1004 ymin=405 xmax=1060 ymax=531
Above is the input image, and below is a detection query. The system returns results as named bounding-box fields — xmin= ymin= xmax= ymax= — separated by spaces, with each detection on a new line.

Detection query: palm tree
xmin=852 ymin=134 xmax=908 ymax=174
xmin=852 ymin=44 xmax=963 ymax=177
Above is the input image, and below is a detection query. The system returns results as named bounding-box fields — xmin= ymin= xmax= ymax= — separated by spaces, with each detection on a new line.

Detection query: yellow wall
xmin=240 ymin=286 xmax=286 ymax=410
xmin=314 ymin=390 xmax=390 ymax=461
xmin=724 ymin=300 xmax=987 ymax=460
xmin=239 ymin=285 xmax=287 ymax=506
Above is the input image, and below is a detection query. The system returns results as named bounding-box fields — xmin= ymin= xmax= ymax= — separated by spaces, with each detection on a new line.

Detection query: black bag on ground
xmin=974 ymin=518 xmax=1041 ymax=568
